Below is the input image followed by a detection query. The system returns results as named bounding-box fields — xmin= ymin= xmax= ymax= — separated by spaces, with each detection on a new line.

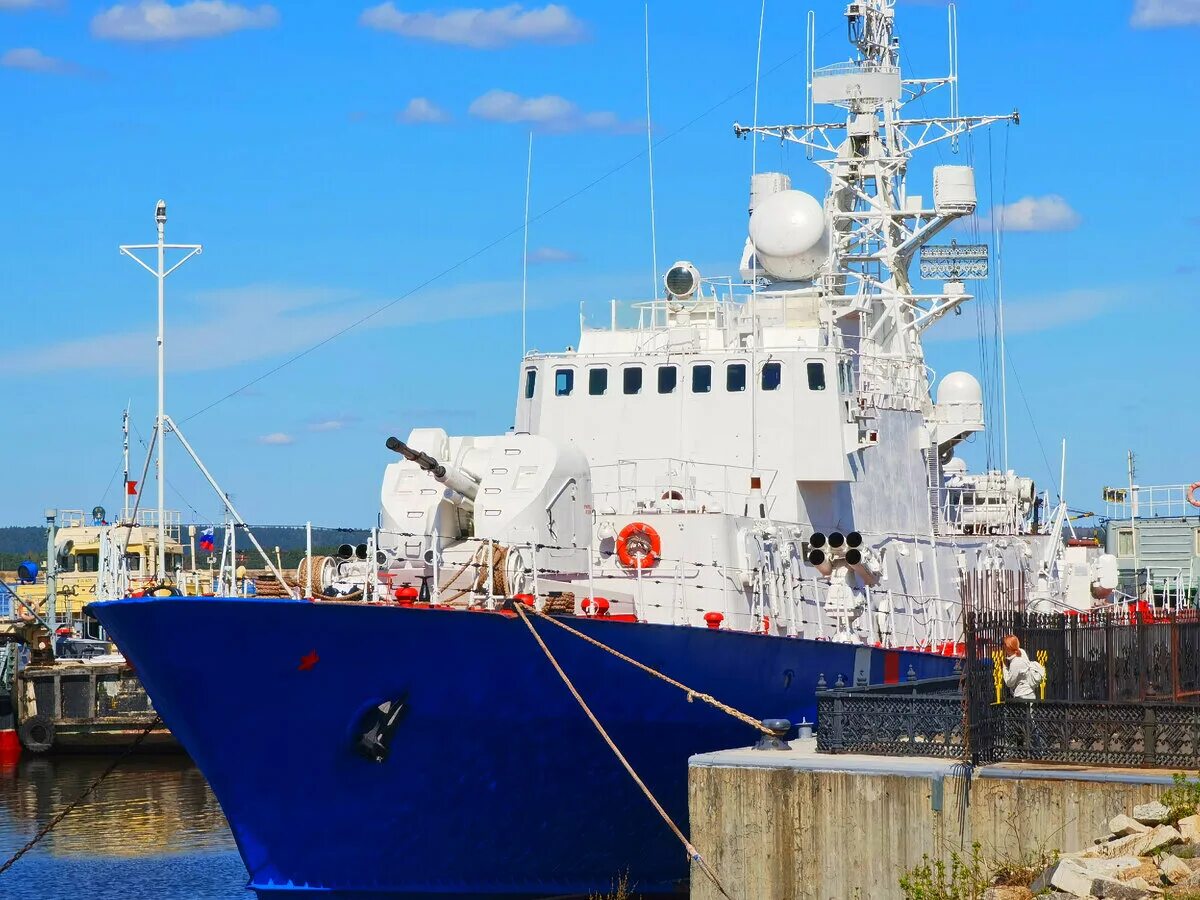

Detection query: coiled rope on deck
xmin=512 ymin=603 xmax=734 ymax=900
xmin=0 ymin=717 xmax=162 ymax=877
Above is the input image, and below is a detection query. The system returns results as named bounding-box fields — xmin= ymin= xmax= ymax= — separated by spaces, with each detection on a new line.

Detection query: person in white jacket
xmin=1003 ymin=635 xmax=1037 ymax=700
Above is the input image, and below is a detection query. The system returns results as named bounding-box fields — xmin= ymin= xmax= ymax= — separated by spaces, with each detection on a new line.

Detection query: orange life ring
xmin=617 ymin=522 xmax=661 ymax=569
xmin=1189 ymin=483 xmax=1200 ymax=509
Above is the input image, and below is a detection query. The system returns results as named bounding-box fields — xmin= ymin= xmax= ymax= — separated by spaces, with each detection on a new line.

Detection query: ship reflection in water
xmin=0 ymin=754 xmax=248 ymax=899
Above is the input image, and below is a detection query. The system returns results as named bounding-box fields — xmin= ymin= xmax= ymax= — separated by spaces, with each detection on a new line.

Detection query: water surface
xmin=0 ymin=753 xmax=248 ymax=899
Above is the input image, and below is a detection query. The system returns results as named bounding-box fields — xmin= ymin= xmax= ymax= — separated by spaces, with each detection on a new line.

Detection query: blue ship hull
xmin=90 ymin=597 xmax=955 ymax=896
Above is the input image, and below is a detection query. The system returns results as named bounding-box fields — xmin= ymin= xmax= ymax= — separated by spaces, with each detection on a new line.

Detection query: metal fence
xmin=817 ymin=612 xmax=1200 ymax=768
xmin=816 ymin=676 xmax=965 ymax=758
xmin=965 ymin=610 xmax=1200 ymax=766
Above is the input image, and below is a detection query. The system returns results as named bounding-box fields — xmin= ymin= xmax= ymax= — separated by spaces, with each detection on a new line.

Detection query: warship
xmin=90 ymin=1 xmax=1115 ymax=895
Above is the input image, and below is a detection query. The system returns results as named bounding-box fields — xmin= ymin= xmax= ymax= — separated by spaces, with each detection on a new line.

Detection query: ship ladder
xmin=515 ymin=602 xmax=765 ymax=900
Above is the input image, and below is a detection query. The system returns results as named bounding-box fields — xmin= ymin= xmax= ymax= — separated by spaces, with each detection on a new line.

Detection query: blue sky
xmin=0 ymin=0 xmax=1196 ymax=527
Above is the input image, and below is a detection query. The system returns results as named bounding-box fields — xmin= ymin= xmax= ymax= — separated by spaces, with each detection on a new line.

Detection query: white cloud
xmin=0 ymin=279 xmax=549 ymax=376
xmin=308 ymin=418 xmax=356 ymax=432
xmin=987 ymin=194 xmax=1081 ymax=233
xmin=398 ymin=97 xmax=450 ymax=124
xmin=258 ymin=432 xmax=294 ymax=445
xmin=91 ymin=1 xmax=279 ymax=41
xmin=527 ymin=246 xmax=578 ymax=264
xmin=1131 ymin=0 xmax=1200 ymax=27
xmin=468 ymin=89 xmax=630 ymax=133
xmin=360 ymin=2 xmax=585 ymax=49
xmin=0 ymin=0 xmax=61 ymax=10
xmin=927 ymin=288 xmax=1122 ymax=343
xmin=1 ymin=47 xmax=79 ymax=75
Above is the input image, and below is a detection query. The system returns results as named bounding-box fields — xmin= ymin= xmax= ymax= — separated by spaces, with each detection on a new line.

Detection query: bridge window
xmin=588 ymin=367 xmax=608 ymax=396
xmin=762 ymin=362 xmax=782 ymax=391
xmin=623 ymin=367 xmax=643 ymax=395
xmin=1117 ymin=528 xmax=1134 ymax=557
xmin=76 ymin=553 xmax=99 ymax=573
xmin=554 ymin=369 xmax=574 ymax=397
xmin=726 ymin=363 xmax=746 ymax=392
xmin=807 ymin=361 xmax=827 ymax=391
xmin=692 ymin=364 xmax=712 ymax=393
xmin=125 ymin=553 xmax=142 ymax=571
xmin=657 ymin=365 xmax=677 ymax=394
xmin=524 ymin=369 xmax=537 ymax=399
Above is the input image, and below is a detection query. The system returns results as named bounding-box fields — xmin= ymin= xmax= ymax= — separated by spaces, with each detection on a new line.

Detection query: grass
xmin=898 ymin=841 xmax=1059 ymax=900
xmin=589 ymin=872 xmax=633 ymax=900
xmin=1164 ymin=773 xmax=1200 ymax=823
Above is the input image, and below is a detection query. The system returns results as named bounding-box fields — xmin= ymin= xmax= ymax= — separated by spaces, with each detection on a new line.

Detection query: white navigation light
xmin=664 ymin=261 xmax=701 ymax=300
xmin=748 ymin=189 xmax=828 ymax=281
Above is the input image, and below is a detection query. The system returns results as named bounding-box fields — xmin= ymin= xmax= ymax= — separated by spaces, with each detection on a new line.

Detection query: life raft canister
xmin=1188 ymin=482 xmax=1200 ymax=509
xmin=616 ymin=522 xmax=661 ymax=569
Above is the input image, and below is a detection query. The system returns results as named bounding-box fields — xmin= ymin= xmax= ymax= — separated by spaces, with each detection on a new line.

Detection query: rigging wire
xmin=130 ymin=420 xmax=204 ymax=520
xmin=97 ymin=461 xmax=121 ymax=512
xmin=179 ymin=42 xmax=823 ymax=427
xmin=996 ymin=124 xmax=1012 ymax=474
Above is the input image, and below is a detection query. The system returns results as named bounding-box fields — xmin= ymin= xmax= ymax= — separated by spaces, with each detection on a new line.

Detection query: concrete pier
xmin=688 ymin=740 xmax=1173 ymax=900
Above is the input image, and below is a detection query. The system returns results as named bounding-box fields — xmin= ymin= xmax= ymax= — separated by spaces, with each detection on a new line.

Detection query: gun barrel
xmin=385 ymin=436 xmax=479 ymax=501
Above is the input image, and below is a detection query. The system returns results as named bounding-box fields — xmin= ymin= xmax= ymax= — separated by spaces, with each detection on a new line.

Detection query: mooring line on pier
xmin=0 ymin=717 xmax=161 ymax=877
xmin=525 ymin=605 xmax=775 ymax=738
xmin=513 ymin=604 xmax=735 ymax=900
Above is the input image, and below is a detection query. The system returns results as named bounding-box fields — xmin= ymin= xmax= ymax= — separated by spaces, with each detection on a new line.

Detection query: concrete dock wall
xmin=688 ymin=744 xmax=1171 ymax=900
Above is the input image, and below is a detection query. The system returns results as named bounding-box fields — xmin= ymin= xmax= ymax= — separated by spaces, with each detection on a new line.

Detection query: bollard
xmin=755 ymin=718 xmax=793 ymax=751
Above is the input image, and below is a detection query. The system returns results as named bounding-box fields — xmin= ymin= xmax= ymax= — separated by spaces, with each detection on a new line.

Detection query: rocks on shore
xmin=1013 ymin=798 xmax=1200 ymax=899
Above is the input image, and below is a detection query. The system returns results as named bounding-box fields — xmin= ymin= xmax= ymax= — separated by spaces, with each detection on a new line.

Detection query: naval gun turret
xmin=385 ymin=436 xmax=480 ymax=503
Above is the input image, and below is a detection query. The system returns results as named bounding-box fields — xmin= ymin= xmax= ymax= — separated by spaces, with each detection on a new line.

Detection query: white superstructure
xmin=354 ymin=0 xmax=1103 ymax=648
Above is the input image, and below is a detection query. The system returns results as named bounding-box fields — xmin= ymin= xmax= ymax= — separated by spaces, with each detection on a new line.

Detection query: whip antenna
xmin=522 ymin=132 xmax=533 ymax=358
xmin=644 ymin=3 xmax=658 ymax=301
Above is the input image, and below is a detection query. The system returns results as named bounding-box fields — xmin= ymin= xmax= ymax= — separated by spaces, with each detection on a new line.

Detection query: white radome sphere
xmin=748 ymin=189 xmax=828 ymax=281
xmin=936 ymin=371 xmax=984 ymax=407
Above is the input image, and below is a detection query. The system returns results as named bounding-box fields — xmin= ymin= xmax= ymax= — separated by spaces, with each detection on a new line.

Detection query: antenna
xmin=805 ymin=9 xmax=815 ymax=161
xmin=644 ymin=3 xmax=658 ymax=302
xmin=522 ymin=132 xmax=533 ymax=358
xmin=948 ymin=2 xmax=960 ymax=153
xmin=119 ymin=200 xmax=201 ymax=580
xmin=751 ymin=0 xmax=767 ymax=179
xmin=119 ymin=201 xmax=291 ymax=594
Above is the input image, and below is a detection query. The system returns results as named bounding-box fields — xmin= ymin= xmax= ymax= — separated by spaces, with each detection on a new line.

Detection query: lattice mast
xmin=736 ymin=0 xmax=1017 ymax=391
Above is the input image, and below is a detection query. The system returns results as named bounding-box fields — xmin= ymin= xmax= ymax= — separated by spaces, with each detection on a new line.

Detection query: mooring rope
xmin=524 ymin=605 xmax=775 ymax=738
xmin=513 ymin=603 xmax=734 ymax=900
xmin=0 ymin=717 xmax=162 ymax=876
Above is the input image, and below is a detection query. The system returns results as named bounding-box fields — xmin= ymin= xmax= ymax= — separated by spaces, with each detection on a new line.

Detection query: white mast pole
xmin=156 ymin=203 xmax=166 ymax=579
xmin=119 ymin=200 xmax=201 ymax=582
xmin=749 ymin=0 xmax=766 ymax=474
xmin=644 ymin=3 xmax=659 ymax=304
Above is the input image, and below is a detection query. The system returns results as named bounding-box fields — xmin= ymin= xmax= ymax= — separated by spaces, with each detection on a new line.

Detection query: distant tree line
xmin=0 ymin=525 xmax=368 ymax=573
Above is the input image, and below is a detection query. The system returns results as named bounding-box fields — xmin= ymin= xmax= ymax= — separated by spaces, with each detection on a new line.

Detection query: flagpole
xmin=122 ymin=406 xmax=130 ymax=523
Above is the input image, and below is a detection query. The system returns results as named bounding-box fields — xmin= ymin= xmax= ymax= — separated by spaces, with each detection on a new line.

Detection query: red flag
xmin=126 ymin=480 xmax=138 ymax=495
